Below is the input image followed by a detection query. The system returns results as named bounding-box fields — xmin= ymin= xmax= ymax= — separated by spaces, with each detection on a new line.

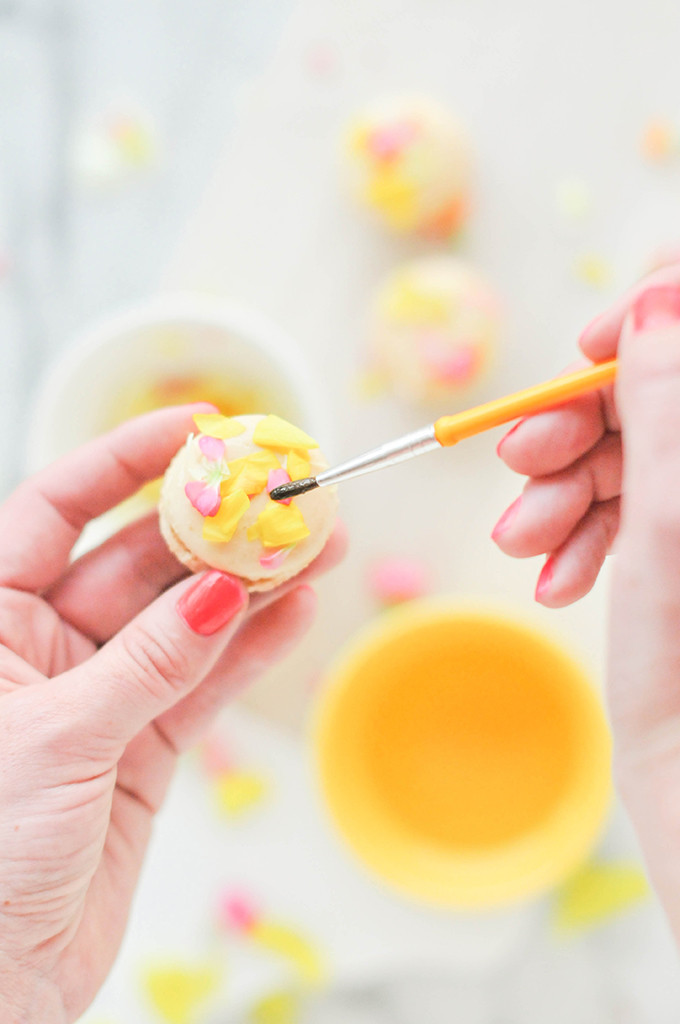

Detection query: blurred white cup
xmin=25 ymin=292 xmax=331 ymax=550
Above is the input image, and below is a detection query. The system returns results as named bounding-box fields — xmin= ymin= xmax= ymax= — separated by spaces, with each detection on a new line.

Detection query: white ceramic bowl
xmin=25 ymin=293 xmax=332 ymax=552
xmin=26 ymin=292 xmax=331 ymax=471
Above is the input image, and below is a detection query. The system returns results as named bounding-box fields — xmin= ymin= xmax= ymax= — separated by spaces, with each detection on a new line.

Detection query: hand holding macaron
xmin=0 ymin=404 xmax=344 ymax=1022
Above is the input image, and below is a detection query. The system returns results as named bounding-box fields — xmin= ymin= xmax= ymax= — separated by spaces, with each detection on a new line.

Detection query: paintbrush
xmin=269 ymin=358 xmax=617 ymax=501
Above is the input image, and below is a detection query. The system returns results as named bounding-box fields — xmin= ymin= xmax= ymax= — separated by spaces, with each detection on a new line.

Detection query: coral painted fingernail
xmin=535 ymin=557 xmax=554 ymax=602
xmin=491 ymin=497 xmax=522 ymax=540
xmin=632 ymin=285 xmax=680 ymax=332
xmin=496 ymin=419 xmax=523 ymax=456
xmin=177 ymin=571 xmax=247 ymax=636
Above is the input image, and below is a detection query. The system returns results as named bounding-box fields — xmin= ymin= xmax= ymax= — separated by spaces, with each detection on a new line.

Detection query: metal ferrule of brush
xmin=315 ymin=424 xmax=439 ymax=489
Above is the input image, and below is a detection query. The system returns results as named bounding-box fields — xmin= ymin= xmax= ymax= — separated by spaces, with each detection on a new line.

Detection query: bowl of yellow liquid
xmin=313 ymin=601 xmax=611 ymax=908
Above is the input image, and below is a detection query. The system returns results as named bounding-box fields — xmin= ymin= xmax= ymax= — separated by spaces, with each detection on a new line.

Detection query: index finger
xmin=579 ymin=262 xmax=680 ymax=362
xmin=0 ymin=403 xmax=214 ymax=592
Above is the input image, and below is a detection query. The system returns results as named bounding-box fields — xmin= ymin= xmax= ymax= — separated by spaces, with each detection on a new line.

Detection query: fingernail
xmin=632 ymin=285 xmax=680 ymax=332
xmin=496 ymin=419 xmax=523 ymax=456
xmin=177 ymin=571 xmax=247 ymax=636
xmin=535 ymin=557 xmax=554 ymax=602
xmin=578 ymin=311 xmax=606 ymax=347
xmin=491 ymin=497 xmax=522 ymax=540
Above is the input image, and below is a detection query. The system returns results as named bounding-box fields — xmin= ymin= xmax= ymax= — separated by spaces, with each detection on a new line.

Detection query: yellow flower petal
xmin=253 ymin=415 xmax=319 ymax=452
xmin=286 ymin=451 xmax=311 ymax=481
xmin=247 ymin=502 xmax=310 ymax=548
xmin=215 ymin=772 xmax=269 ymax=816
xmin=142 ymin=964 xmax=221 ymax=1024
xmin=221 ymin=451 xmax=281 ymax=498
xmin=553 ymin=860 xmax=649 ymax=933
xmin=193 ymin=413 xmax=246 ymax=440
xmin=250 ymin=922 xmax=325 ymax=984
xmin=202 ymin=490 xmax=249 ymax=543
xmin=250 ymin=989 xmax=302 ymax=1024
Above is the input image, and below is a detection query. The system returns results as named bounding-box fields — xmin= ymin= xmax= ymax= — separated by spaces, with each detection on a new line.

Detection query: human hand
xmin=0 ymin=405 xmax=346 ymax=1022
xmin=492 ymin=267 xmax=680 ymax=942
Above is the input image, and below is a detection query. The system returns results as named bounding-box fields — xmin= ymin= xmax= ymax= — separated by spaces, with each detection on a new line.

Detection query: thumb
xmin=617 ymin=284 xmax=680 ymax=517
xmin=63 ymin=570 xmax=248 ymax=748
xmin=609 ymin=284 xmax=680 ymax=747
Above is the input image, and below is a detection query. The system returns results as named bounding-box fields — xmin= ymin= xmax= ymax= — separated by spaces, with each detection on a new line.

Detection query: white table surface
xmin=3 ymin=0 xmax=680 ymax=1020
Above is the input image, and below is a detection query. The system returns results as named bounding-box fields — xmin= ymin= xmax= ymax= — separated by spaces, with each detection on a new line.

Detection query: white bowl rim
xmin=26 ymin=291 xmax=332 ymax=472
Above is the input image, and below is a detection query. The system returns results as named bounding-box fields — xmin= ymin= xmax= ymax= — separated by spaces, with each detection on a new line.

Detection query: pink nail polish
xmin=177 ymin=571 xmax=247 ymax=636
xmin=496 ymin=419 xmax=523 ymax=457
xmin=632 ymin=285 xmax=680 ymax=332
xmin=535 ymin=557 xmax=554 ymax=602
xmin=491 ymin=497 xmax=522 ymax=540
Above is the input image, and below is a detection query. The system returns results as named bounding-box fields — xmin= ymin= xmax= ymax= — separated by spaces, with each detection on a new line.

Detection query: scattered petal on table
xmin=141 ymin=962 xmax=222 ymax=1024
xmin=554 ymin=177 xmax=592 ymax=220
xmin=367 ymin=556 xmax=430 ymax=606
xmin=572 ymin=253 xmax=613 ymax=289
xmin=214 ymin=771 xmax=270 ymax=817
xmin=640 ymin=118 xmax=678 ymax=162
xmin=553 ymin=860 xmax=650 ymax=934
xmin=250 ymin=988 xmax=303 ymax=1024
xmin=251 ymin=921 xmax=326 ymax=985
xmin=217 ymin=888 xmax=261 ymax=934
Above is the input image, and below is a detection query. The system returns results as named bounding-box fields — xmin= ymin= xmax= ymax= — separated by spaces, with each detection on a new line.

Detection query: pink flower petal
xmin=217 ymin=890 xmax=260 ymax=934
xmin=368 ymin=557 xmax=430 ymax=605
xmin=198 ymin=435 xmax=226 ymax=461
xmin=259 ymin=545 xmax=294 ymax=569
xmin=185 ymin=481 xmax=222 ymax=517
xmin=267 ymin=468 xmax=292 ymax=505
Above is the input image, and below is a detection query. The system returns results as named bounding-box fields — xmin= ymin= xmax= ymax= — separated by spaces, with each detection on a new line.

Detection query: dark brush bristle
xmin=270 ymin=477 xmax=319 ymax=501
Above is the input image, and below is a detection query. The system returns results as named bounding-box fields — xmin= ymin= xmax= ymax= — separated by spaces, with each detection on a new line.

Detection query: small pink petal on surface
xmin=217 ymin=889 xmax=261 ymax=933
xmin=267 ymin=468 xmax=292 ymax=504
xmin=198 ymin=434 xmax=226 ymax=461
xmin=185 ymin=481 xmax=221 ymax=517
xmin=368 ymin=557 xmax=430 ymax=605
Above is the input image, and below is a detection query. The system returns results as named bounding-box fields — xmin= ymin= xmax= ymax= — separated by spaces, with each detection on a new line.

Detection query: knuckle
xmin=118 ymin=624 xmax=193 ymax=699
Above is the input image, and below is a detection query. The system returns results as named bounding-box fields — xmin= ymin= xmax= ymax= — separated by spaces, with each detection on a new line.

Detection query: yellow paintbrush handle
xmin=433 ymin=358 xmax=618 ymax=447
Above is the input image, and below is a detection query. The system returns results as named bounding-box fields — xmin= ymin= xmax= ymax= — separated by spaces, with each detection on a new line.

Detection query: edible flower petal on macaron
xmin=193 ymin=413 xmax=247 ymax=440
xmin=202 ymin=490 xmax=250 ymax=543
xmin=252 ymin=415 xmax=319 ymax=452
xmin=247 ymin=502 xmax=310 ymax=548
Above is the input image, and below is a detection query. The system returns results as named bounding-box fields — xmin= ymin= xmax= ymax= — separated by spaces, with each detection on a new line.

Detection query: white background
xmin=3 ymin=0 xmax=680 ymax=1020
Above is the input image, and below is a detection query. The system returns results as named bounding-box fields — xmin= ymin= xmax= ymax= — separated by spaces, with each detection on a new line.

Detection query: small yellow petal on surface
xmin=250 ymin=989 xmax=302 ymax=1024
xmin=553 ymin=861 xmax=649 ymax=933
xmin=253 ymin=415 xmax=319 ymax=452
xmin=202 ymin=491 xmax=249 ymax=543
xmin=215 ymin=772 xmax=269 ymax=816
xmin=573 ymin=253 xmax=612 ymax=290
xmin=248 ymin=502 xmax=311 ymax=548
xmin=193 ymin=413 xmax=246 ymax=439
xmin=222 ymin=451 xmax=281 ymax=497
xmin=286 ymin=450 xmax=311 ymax=481
xmin=142 ymin=964 xmax=221 ymax=1024
xmin=251 ymin=922 xmax=326 ymax=984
